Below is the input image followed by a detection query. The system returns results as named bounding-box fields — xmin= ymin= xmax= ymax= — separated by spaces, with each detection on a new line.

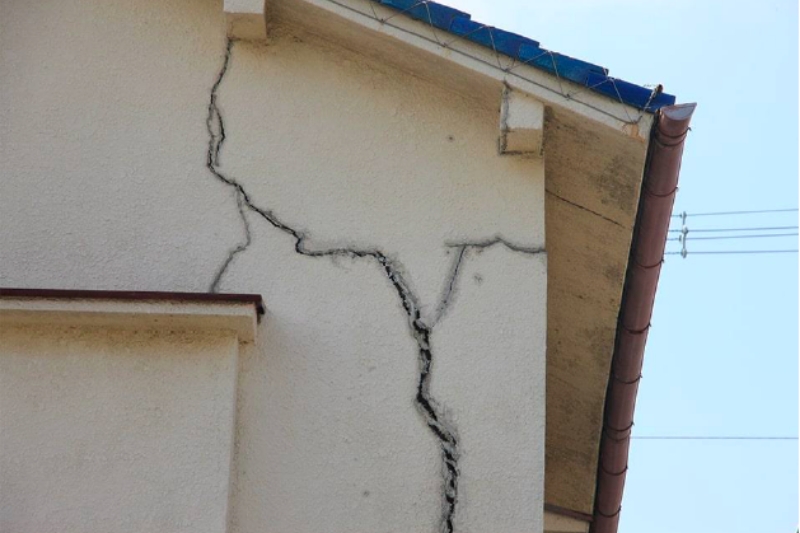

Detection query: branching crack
xmin=205 ymin=39 xmax=545 ymax=533
xmin=446 ymin=236 xmax=546 ymax=256
xmin=431 ymin=238 xmax=545 ymax=327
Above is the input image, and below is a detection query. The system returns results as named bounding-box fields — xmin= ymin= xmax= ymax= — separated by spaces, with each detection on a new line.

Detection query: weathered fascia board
xmin=266 ymin=0 xmax=650 ymax=141
xmin=0 ymin=298 xmax=259 ymax=342
xmin=225 ymin=0 xmax=268 ymax=41
xmin=500 ymin=86 xmax=545 ymax=157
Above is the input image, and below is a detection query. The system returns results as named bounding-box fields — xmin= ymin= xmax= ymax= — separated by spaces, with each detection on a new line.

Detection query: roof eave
xmin=231 ymin=0 xmax=660 ymax=141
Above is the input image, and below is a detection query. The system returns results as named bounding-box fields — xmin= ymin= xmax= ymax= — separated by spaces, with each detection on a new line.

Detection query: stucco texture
xmin=0 ymin=1 xmax=547 ymax=533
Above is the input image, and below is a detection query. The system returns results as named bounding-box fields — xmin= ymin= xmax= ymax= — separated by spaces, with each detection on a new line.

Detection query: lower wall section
xmin=0 ymin=325 xmax=239 ymax=533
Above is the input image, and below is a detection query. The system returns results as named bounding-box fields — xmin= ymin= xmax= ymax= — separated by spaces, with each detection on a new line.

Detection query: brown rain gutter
xmin=591 ymin=103 xmax=697 ymax=533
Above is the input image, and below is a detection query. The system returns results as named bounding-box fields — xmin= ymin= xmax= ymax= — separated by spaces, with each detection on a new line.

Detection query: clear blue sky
xmin=436 ymin=1 xmax=798 ymax=531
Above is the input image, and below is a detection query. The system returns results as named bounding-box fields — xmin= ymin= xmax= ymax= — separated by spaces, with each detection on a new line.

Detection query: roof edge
xmin=266 ymin=0 xmax=659 ymax=139
xmin=371 ymin=0 xmax=676 ymax=111
xmin=590 ymin=103 xmax=697 ymax=533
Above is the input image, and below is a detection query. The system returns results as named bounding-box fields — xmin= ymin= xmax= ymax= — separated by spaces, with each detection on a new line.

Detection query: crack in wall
xmin=431 ymin=237 xmax=545 ymax=327
xmin=206 ymin=39 xmax=544 ymax=533
xmin=209 ymin=188 xmax=252 ymax=293
xmin=430 ymin=246 xmax=466 ymax=328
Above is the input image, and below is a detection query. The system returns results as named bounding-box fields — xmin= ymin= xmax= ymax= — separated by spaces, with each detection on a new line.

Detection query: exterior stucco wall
xmin=1 ymin=1 xmax=547 ymax=532
xmin=0 ymin=325 xmax=239 ymax=533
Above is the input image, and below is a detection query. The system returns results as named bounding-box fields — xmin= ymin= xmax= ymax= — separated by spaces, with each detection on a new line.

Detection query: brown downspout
xmin=591 ymin=103 xmax=696 ymax=533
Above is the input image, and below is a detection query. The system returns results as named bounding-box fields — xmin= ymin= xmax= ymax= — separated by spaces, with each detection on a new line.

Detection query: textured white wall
xmin=0 ymin=1 xmax=547 ymax=532
xmin=0 ymin=325 xmax=239 ymax=533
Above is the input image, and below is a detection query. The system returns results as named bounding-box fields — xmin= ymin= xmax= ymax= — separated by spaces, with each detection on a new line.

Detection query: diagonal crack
xmin=206 ymin=39 xmax=544 ymax=533
xmin=429 ymin=246 xmax=467 ymax=328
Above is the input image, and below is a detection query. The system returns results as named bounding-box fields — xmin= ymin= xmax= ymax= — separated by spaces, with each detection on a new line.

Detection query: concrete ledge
xmin=500 ymin=86 xmax=545 ymax=156
xmin=0 ymin=289 xmax=263 ymax=342
xmin=224 ymin=0 xmax=267 ymax=41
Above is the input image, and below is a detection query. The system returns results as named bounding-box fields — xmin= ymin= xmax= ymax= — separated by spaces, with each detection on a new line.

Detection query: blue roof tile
xmin=373 ymin=0 xmax=675 ymax=111
xmin=448 ymin=18 xmax=535 ymax=56
xmin=585 ymin=72 xmax=676 ymax=109
xmin=382 ymin=0 xmax=469 ymax=29
xmin=517 ymin=43 xmax=607 ymax=86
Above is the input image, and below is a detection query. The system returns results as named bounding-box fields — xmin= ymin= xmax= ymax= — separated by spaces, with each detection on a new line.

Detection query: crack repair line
xmin=206 ymin=38 xmax=544 ymax=533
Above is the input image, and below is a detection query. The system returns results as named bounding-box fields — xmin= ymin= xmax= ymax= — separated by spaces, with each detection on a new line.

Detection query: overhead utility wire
xmin=667 ymin=232 xmax=798 ymax=241
xmin=632 ymin=436 xmax=798 ymax=441
xmin=671 ymin=208 xmax=798 ymax=218
xmin=667 ymin=225 xmax=798 ymax=233
xmin=668 ymin=211 xmax=798 ymax=256
xmin=665 ymin=250 xmax=798 ymax=255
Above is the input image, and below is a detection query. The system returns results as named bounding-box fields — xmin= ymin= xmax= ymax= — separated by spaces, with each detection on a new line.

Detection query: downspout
xmin=591 ymin=103 xmax=696 ymax=533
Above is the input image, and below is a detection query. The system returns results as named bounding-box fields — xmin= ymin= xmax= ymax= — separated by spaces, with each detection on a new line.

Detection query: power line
xmin=668 ymin=226 xmax=798 ymax=233
xmin=665 ymin=250 xmax=798 ymax=255
xmin=632 ymin=436 xmax=798 ymax=441
xmin=671 ymin=208 xmax=798 ymax=218
xmin=667 ymin=232 xmax=798 ymax=242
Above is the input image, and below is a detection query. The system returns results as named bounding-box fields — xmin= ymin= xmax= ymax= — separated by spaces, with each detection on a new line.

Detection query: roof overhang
xmin=215 ymin=0 xmax=694 ymax=529
xmin=225 ymin=0 xmax=657 ymax=139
